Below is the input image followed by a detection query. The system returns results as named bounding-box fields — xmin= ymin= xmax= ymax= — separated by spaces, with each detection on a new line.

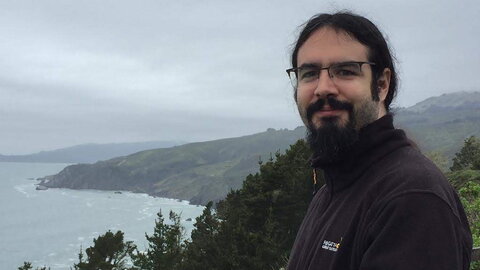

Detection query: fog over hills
xmin=404 ymin=91 xmax=480 ymax=113
xmin=38 ymin=91 xmax=480 ymax=205
xmin=0 ymin=141 xmax=185 ymax=163
xmin=395 ymin=91 xmax=480 ymax=157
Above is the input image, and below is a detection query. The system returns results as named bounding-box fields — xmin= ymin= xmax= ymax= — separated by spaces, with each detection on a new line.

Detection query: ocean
xmin=0 ymin=162 xmax=204 ymax=269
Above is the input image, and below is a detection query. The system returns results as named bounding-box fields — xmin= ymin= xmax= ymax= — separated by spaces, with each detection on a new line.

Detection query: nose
xmin=313 ymin=69 xmax=339 ymax=98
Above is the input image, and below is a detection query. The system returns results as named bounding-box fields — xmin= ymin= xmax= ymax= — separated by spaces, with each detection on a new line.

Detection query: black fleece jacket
xmin=287 ymin=114 xmax=472 ymax=270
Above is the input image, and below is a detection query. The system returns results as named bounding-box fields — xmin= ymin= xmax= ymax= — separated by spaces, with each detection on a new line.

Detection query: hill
xmin=41 ymin=91 xmax=480 ymax=205
xmin=394 ymin=91 xmax=480 ymax=157
xmin=41 ymin=127 xmax=305 ymax=205
xmin=0 ymin=141 xmax=184 ymax=163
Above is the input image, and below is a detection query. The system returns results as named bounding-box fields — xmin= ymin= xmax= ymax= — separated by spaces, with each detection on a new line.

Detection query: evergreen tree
xmin=211 ymin=139 xmax=315 ymax=269
xmin=132 ymin=210 xmax=184 ymax=270
xmin=18 ymin=262 xmax=33 ymax=270
xmin=18 ymin=262 xmax=49 ymax=270
xmin=74 ymin=230 xmax=135 ymax=270
xmin=451 ymin=136 xmax=480 ymax=171
xmin=446 ymin=136 xmax=480 ymax=269
xmin=181 ymin=201 xmax=220 ymax=270
xmin=458 ymin=181 xmax=480 ymax=270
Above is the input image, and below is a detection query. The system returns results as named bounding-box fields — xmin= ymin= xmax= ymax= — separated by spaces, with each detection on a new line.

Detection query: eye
xmin=299 ymin=68 xmax=319 ymax=81
xmin=331 ymin=63 xmax=361 ymax=78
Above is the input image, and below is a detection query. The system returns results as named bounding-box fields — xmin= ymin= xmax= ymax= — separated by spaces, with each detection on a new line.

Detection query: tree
xmin=459 ymin=181 xmax=480 ymax=246
xmin=447 ymin=136 xmax=480 ymax=270
xmin=18 ymin=262 xmax=33 ymax=270
xmin=206 ymin=139 xmax=315 ymax=269
xmin=74 ymin=230 xmax=136 ymax=270
xmin=451 ymin=136 xmax=480 ymax=171
xmin=181 ymin=201 xmax=220 ymax=270
xmin=131 ymin=210 xmax=184 ymax=270
xmin=447 ymin=169 xmax=480 ymax=191
xmin=18 ymin=262 xmax=49 ymax=270
xmin=458 ymin=181 xmax=480 ymax=270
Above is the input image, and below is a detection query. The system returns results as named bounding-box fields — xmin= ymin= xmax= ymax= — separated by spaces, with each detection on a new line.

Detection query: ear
xmin=377 ymin=68 xmax=391 ymax=103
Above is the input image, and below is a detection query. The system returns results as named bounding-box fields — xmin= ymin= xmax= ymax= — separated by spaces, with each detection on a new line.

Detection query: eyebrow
xmin=298 ymin=63 xmax=322 ymax=69
xmin=298 ymin=60 xmax=363 ymax=69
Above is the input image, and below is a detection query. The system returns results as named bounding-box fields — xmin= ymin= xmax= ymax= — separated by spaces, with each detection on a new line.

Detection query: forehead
xmin=297 ymin=27 xmax=369 ymax=66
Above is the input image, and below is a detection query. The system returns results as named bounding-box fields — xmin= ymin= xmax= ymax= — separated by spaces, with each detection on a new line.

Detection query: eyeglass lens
xmin=289 ymin=62 xmax=365 ymax=88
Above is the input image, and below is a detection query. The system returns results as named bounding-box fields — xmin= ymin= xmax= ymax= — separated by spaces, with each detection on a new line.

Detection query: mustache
xmin=306 ymin=97 xmax=354 ymax=121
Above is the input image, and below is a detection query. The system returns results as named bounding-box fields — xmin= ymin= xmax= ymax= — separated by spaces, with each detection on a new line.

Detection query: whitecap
xmin=14 ymin=184 xmax=34 ymax=198
xmin=14 ymin=185 xmax=29 ymax=196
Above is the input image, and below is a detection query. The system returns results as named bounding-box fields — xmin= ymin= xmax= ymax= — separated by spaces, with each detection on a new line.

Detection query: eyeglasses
xmin=286 ymin=61 xmax=375 ymax=89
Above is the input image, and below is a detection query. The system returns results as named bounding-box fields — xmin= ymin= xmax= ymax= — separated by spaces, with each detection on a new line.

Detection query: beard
xmin=306 ymin=96 xmax=379 ymax=165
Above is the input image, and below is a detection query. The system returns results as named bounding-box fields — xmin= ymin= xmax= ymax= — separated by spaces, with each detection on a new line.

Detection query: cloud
xmin=0 ymin=0 xmax=479 ymax=153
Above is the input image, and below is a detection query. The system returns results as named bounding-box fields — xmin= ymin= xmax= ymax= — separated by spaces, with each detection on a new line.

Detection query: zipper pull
xmin=312 ymin=168 xmax=319 ymax=195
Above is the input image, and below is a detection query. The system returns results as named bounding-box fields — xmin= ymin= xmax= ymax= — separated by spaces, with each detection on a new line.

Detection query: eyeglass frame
xmin=285 ymin=61 xmax=376 ymax=88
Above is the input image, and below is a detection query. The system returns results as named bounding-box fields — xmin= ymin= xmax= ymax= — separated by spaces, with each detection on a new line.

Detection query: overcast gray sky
xmin=1 ymin=0 xmax=479 ymax=154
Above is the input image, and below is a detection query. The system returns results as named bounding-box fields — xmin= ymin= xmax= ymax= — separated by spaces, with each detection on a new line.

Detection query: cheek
xmin=296 ymin=89 xmax=313 ymax=106
xmin=296 ymin=90 xmax=311 ymax=123
xmin=342 ymin=82 xmax=373 ymax=102
xmin=296 ymin=91 xmax=309 ymax=110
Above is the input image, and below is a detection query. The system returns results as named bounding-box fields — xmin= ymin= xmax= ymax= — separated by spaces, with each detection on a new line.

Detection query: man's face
xmin=295 ymin=27 xmax=389 ymax=162
xmin=296 ymin=27 xmax=388 ymax=132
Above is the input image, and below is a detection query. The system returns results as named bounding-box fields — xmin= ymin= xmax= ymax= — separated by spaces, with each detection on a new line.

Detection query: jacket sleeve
xmin=359 ymin=192 xmax=472 ymax=270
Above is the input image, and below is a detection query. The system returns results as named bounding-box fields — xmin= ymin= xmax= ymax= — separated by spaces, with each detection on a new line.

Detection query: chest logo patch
xmin=321 ymin=238 xmax=342 ymax=252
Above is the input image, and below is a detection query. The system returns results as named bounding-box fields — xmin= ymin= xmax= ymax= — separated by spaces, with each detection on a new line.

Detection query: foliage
xmin=200 ymin=139 xmax=314 ymax=269
xmin=458 ymin=182 xmax=480 ymax=270
xmin=425 ymin=151 xmax=449 ymax=173
xmin=131 ymin=210 xmax=184 ymax=270
xmin=164 ymin=139 xmax=314 ymax=270
xmin=472 ymin=261 xmax=480 ymax=270
xmin=451 ymin=136 xmax=480 ymax=171
xmin=447 ymin=169 xmax=480 ymax=191
xmin=180 ymin=201 xmax=220 ymax=270
xmin=445 ymin=136 xmax=480 ymax=269
xmin=74 ymin=230 xmax=136 ymax=270
xmin=18 ymin=262 xmax=33 ymax=270
xmin=18 ymin=262 xmax=49 ymax=270
xmin=459 ymin=181 xmax=480 ymax=247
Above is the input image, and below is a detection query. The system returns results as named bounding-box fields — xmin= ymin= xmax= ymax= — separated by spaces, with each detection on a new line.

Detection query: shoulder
xmin=365 ymin=145 xmax=466 ymax=222
xmin=381 ymin=145 xmax=444 ymax=183
xmin=371 ymin=145 xmax=453 ymax=198
xmin=359 ymin=192 xmax=473 ymax=269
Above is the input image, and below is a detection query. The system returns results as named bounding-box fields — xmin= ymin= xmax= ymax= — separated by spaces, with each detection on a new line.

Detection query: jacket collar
xmin=311 ymin=114 xmax=412 ymax=193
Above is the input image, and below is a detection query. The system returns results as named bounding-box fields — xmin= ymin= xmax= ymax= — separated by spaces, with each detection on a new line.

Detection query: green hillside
xmin=395 ymin=91 xmax=480 ymax=158
xmin=42 ymin=127 xmax=305 ymax=205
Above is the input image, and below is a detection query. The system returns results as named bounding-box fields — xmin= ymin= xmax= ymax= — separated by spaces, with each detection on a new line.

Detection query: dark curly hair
xmin=291 ymin=12 xmax=398 ymax=111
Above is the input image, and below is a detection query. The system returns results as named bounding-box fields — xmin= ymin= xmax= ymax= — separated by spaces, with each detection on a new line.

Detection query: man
xmin=286 ymin=12 xmax=472 ymax=269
